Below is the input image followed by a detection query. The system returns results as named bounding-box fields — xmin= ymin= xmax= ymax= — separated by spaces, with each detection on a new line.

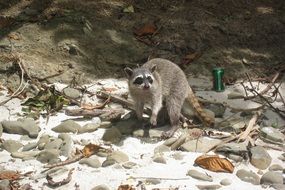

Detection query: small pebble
xmin=220 ymin=178 xmax=232 ymax=186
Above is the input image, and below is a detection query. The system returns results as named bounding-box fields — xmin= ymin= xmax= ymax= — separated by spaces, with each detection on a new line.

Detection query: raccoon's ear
xmin=150 ymin=64 xmax=157 ymax=73
xmin=124 ymin=67 xmax=133 ymax=78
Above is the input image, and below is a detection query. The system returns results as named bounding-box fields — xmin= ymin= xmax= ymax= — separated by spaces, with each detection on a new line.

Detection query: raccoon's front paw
xmin=161 ymin=130 xmax=175 ymax=139
xmin=161 ymin=126 xmax=179 ymax=139
xmin=150 ymin=115 xmax=157 ymax=127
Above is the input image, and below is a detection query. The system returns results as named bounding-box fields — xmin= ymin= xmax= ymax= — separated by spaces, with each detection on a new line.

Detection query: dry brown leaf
xmin=194 ymin=155 xmax=234 ymax=173
xmin=8 ymin=33 xmax=20 ymax=40
xmin=82 ymin=143 xmax=104 ymax=157
xmin=185 ymin=52 xmax=201 ymax=61
xmin=117 ymin=184 xmax=135 ymax=190
xmin=182 ymin=52 xmax=202 ymax=65
xmin=0 ymin=170 xmax=21 ymax=180
xmin=133 ymin=23 xmax=157 ymax=36
xmin=102 ymin=87 xmax=118 ymax=92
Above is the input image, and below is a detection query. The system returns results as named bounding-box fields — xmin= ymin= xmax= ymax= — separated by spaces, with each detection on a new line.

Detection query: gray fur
xmin=126 ymin=58 xmax=191 ymax=138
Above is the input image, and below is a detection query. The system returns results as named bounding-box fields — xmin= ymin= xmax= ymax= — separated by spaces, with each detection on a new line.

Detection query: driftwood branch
xmin=238 ymin=111 xmax=261 ymax=142
xmin=206 ymin=111 xmax=262 ymax=153
xmin=97 ymin=91 xmax=134 ymax=108
xmin=65 ymin=108 xmax=125 ymax=121
xmin=97 ymin=91 xmax=153 ymax=115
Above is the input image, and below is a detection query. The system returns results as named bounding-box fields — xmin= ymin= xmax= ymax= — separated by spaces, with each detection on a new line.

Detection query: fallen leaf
xmin=134 ymin=23 xmax=157 ymax=36
xmin=182 ymin=52 xmax=202 ymax=65
xmin=8 ymin=32 xmax=20 ymax=40
xmin=194 ymin=155 xmax=234 ymax=173
xmin=0 ymin=170 xmax=21 ymax=180
xmin=82 ymin=143 xmax=105 ymax=157
xmin=102 ymin=87 xmax=118 ymax=92
xmin=117 ymin=184 xmax=135 ymax=190
xmin=185 ymin=52 xmax=201 ymax=60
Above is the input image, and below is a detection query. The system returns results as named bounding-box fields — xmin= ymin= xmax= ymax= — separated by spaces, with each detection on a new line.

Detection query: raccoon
xmin=124 ymin=58 xmax=214 ymax=138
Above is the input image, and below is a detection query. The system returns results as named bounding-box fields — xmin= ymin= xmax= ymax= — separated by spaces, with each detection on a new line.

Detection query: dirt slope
xmin=0 ymin=0 xmax=284 ymax=89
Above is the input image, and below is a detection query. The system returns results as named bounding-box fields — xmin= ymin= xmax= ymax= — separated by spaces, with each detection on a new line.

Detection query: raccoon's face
xmin=124 ymin=65 xmax=156 ymax=91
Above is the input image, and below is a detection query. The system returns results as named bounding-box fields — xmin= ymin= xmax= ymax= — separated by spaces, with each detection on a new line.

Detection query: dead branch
xmin=45 ymin=168 xmax=74 ymax=188
xmin=206 ymin=135 xmax=239 ymax=153
xmin=44 ymin=144 xmax=111 ymax=170
xmin=0 ymin=58 xmax=30 ymax=106
xmin=273 ymin=82 xmax=285 ymax=107
xmin=244 ymin=72 xmax=279 ymax=100
xmin=97 ymin=91 xmax=155 ymax=117
xmin=44 ymin=153 xmax=84 ymax=169
xmin=0 ymin=97 xmax=13 ymax=106
xmin=35 ymin=70 xmax=65 ymax=82
xmin=238 ymin=111 xmax=261 ymax=142
xmin=170 ymin=134 xmax=188 ymax=150
xmin=65 ymin=108 xmax=124 ymax=121
xmin=97 ymin=91 xmax=134 ymax=108
xmin=207 ymin=110 xmax=262 ymax=153
xmin=255 ymin=140 xmax=285 ymax=152
xmin=245 ymin=74 xmax=285 ymax=119
xmin=197 ymin=97 xmax=264 ymax=112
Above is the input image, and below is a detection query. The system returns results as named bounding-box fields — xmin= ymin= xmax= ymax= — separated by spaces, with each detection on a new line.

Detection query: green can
xmin=213 ymin=67 xmax=225 ymax=92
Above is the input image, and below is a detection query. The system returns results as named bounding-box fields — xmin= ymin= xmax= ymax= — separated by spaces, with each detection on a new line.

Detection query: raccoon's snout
xmin=143 ymin=83 xmax=150 ymax=89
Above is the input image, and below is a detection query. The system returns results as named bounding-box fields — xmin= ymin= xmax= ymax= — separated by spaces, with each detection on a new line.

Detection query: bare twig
xmin=36 ymin=70 xmax=65 ymax=82
xmin=197 ymin=97 xmax=264 ymax=112
xmin=45 ymin=168 xmax=74 ymax=188
xmin=244 ymin=72 xmax=280 ymax=100
xmin=206 ymin=135 xmax=239 ymax=153
xmin=11 ymin=59 xmax=25 ymax=97
xmin=18 ymin=59 xmax=32 ymax=80
xmin=0 ymin=59 xmax=30 ymax=106
xmin=44 ymin=152 xmax=84 ymax=169
xmin=245 ymin=73 xmax=285 ymax=119
xmin=240 ymin=82 xmax=249 ymax=98
xmin=206 ymin=112 xmax=261 ymax=153
xmin=273 ymin=82 xmax=285 ymax=107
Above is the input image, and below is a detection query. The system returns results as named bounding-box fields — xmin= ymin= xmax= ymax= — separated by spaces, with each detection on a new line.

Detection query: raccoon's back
xmin=143 ymin=58 xmax=189 ymax=96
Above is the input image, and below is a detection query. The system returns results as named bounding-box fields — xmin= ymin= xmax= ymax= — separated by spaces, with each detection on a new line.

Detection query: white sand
xmin=0 ymin=78 xmax=284 ymax=190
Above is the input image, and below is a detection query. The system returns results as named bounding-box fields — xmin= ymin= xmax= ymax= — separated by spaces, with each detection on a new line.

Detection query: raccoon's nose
xmin=144 ymin=84 xmax=150 ymax=89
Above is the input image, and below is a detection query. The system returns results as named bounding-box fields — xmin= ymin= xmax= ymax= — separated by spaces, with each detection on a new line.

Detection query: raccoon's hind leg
xmin=162 ymin=95 xmax=184 ymax=138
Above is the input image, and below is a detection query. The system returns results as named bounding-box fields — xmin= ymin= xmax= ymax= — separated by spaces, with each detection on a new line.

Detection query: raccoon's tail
xmin=186 ymin=87 xmax=215 ymax=127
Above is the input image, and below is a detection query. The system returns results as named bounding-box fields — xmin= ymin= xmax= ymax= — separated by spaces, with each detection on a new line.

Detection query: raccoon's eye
xmin=133 ymin=77 xmax=143 ymax=85
xmin=147 ymin=76 xmax=153 ymax=84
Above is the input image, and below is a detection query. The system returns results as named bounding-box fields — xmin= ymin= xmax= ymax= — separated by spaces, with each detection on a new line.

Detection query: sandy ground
xmin=0 ymin=77 xmax=284 ymax=190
